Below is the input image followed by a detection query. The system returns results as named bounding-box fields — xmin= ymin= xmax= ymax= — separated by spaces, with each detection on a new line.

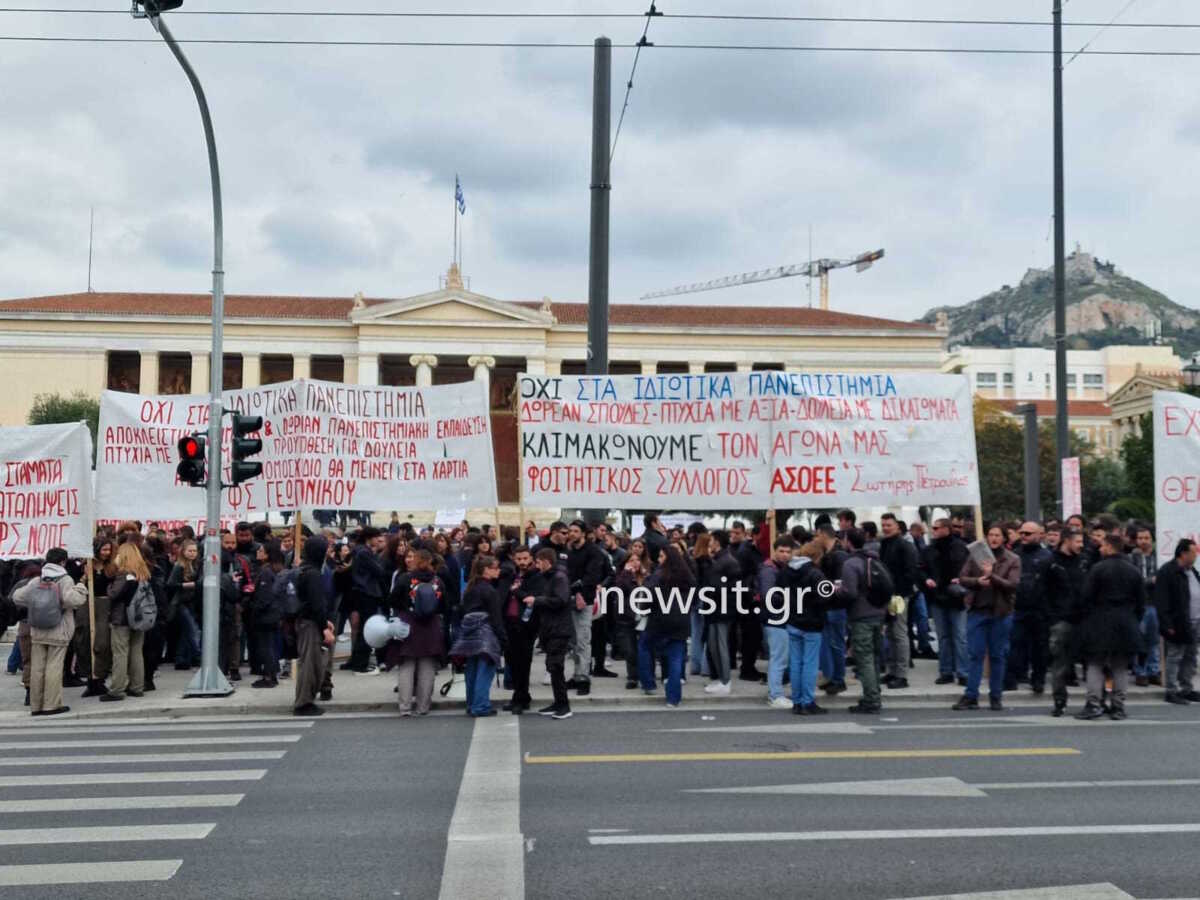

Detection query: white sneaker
xmin=767 ymin=696 xmax=792 ymax=710
xmin=704 ymin=681 xmax=731 ymax=695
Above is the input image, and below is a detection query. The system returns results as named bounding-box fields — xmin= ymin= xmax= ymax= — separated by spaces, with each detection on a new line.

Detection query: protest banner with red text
xmin=0 ymin=422 xmax=93 ymax=559
xmin=1153 ymin=390 xmax=1200 ymax=566
xmin=518 ymin=372 xmax=980 ymax=509
xmin=96 ymin=379 xmax=497 ymax=522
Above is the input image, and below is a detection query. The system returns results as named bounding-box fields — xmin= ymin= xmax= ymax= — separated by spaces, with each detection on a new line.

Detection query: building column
xmin=736 ymin=362 xmax=753 ymax=373
xmin=293 ymin=354 xmax=312 ymax=381
xmin=545 ymin=359 xmax=562 ymax=376
xmin=190 ymin=352 xmax=210 ymax=395
xmin=139 ymin=351 xmax=160 ymax=394
xmin=688 ymin=361 xmax=705 ymax=375
xmin=410 ymin=354 xmax=438 ymax=387
xmin=242 ymin=353 xmax=262 ymax=389
xmin=640 ymin=360 xmax=658 ymax=375
xmin=468 ymin=355 xmax=496 ymax=390
xmin=357 ymin=354 xmax=378 ymax=386
xmin=785 ymin=363 xmax=803 ymax=373
xmin=524 ymin=357 xmax=547 ymax=376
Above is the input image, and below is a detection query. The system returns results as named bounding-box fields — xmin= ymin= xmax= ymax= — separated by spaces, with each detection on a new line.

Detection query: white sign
xmin=97 ymin=379 xmax=498 ymax=522
xmin=0 ymin=422 xmax=94 ymax=559
xmin=1061 ymin=456 xmax=1082 ymax=519
xmin=1154 ymin=390 xmax=1200 ymax=567
xmin=435 ymin=508 xmax=468 ymax=528
xmin=517 ymin=372 xmax=981 ymax=509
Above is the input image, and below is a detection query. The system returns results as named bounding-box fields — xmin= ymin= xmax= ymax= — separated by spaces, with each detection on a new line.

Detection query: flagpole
xmin=453 ymin=176 xmax=458 ymax=269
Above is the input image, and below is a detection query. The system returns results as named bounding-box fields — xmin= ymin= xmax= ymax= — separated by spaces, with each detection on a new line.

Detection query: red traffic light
xmin=176 ymin=432 xmax=206 ymax=487
xmin=180 ymin=436 xmax=201 ymax=458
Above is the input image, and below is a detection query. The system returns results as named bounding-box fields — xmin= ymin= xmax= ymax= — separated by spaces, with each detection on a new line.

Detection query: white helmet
xmin=363 ymin=614 xmax=410 ymax=648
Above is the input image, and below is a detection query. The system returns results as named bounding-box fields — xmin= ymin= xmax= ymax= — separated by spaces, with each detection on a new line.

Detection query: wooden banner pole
xmin=515 ymin=379 xmax=526 ymax=543
xmin=86 ymin=559 xmax=96 ymax=680
xmin=292 ymin=509 xmax=303 ymax=567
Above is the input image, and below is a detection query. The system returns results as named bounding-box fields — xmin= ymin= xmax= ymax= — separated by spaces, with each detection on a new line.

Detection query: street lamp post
xmin=132 ymin=0 xmax=232 ymax=696
xmin=1182 ymin=355 xmax=1200 ymax=393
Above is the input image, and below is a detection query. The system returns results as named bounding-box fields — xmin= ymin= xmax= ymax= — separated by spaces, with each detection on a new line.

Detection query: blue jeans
xmin=464 ymin=656 xmax=496 ymax=715
xmin=1136 ymin=605 xmax=1161 ymax=677
xmin=966 ymin=612 xmax=1013 ymax=701
xmin=930 ymin=605 xmax=968 ymax=678
xmin=911 ymin=592 xmax=932 ymax=651
xmin=175 ymin=606 xmax=202 ymax=667
xmin=764 ymin=626 xmax=789 ymax=700
xmin=787 ymin=626 xmax=823 ymax=707
xmin=820 ymin=609 xmax=847 ymax=684
xmin=689 ymin=609 xmax=709 ymax=676
xmin=639 ymin=632 xmax=686 ymax=705
xmin=6 ymin=640 xmax=20 ymax=674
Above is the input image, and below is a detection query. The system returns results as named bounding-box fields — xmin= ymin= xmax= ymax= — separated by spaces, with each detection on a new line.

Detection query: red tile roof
xmin=989 ymin=398 xmax=1112 ymax=417
xmin=0 ymin=291 xmax=934 ymax=332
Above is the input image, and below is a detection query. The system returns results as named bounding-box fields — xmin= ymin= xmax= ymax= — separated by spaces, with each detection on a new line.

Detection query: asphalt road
xmin=2 ymin=705 xmax=1200 ymax=899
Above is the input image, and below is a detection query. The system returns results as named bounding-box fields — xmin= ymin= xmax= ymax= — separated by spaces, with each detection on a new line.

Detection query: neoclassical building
xmin=0 ymin=264 xmax=947 ymax=502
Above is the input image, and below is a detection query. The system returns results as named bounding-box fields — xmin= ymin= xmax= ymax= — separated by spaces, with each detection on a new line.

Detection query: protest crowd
xmin=2 ymin=507 xmax=1196 ymax=723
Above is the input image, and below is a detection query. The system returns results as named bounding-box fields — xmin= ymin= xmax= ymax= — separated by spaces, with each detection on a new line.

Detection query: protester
xmin=102 ymin=542 xmax=152 ymax=702
xmin=452 ymin=555 xmax=507 ymax=717
xmin=838 ymin=528 xmax=886 ymax=715
xmin=637 ymin=543 xmax=697 ymax=708
xmin=921 ymin=518 xmax=970 ymax=686
xmin=1048 ymin=528 xmax=1087 ymax=716
xmin=1075 ymin=535 xmax=1145 ymax=720
xmin=12 ymin=548 xmax=88 ymax=716
xmin=294 ymin=536 xmax=332 ymax=717
xmin=249 ymin=541 xmax=286 ymax=689
xmin=879 ymin=513 xmax=918 ymax=690
xmin=1155 ymin=539 xmax=1200 ymax=706
xmin=953 ymin=525 xmax=1020 ymax=712
xmin=527 ymin=547 xmax=574 ymax=719
xmin=565 ymin=520 xmax=607 ymax=695
xmin=702 ymin=530 xmax=741 ymax=696
xmin=1007 ymin=521 xmax=1055 ymax=696
xmin=815 ymin=524 xmax=848 ymax=697
xmin=502 ymin=546 xmax=541 ymax=714
xmin=785 ymin=541 xmax=834 ymax=716
xmin=1130 ymin=526 xmax=1161 ymax=687
xmin=612 ymin=545 xmax=648 ymax=690
xmin=386 ymin=548 xmax=446 ymax=716
xmin=760 ymin=536 xmax=796 ymax=709
xmin=167 ymin=538 xmax=203 ymax=670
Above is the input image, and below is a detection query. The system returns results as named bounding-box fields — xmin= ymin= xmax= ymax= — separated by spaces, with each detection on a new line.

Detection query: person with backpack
xmin=12 ymin=548 xmax=88 ymax=716
xmin=250 ymin=541 xmax=287 ymax=689
xmin=294 ymin=536 xmax=333 ymax=717
xmin=101 ymin=542 xmax=156 ymax=702
xmin=836 ymin=528 xmax=891 ymax=714
xmin=953 ymin=525 xmax=1022 ymax=711
xmin=167 ymin=538 xmax=203 ymax=670
xmin=385 ymin=548 xmax=446 ymax=716
xmin=450 ymin=555 xmax=508 ymax=717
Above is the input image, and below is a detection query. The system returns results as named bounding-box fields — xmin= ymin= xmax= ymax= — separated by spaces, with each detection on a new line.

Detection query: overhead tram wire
xmin=3 ymin=36 xmax=1200 ymax=56
xmin=610 ymin=2 xmax=661 ymax=165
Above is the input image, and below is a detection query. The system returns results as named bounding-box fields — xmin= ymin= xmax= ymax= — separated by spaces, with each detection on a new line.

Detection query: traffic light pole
xmin=147 ymin=12 xmax=232 ymax=697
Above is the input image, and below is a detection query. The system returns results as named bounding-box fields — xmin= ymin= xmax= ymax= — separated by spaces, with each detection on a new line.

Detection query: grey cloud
xmin=260 ymin=209 xmax=391 ymax=269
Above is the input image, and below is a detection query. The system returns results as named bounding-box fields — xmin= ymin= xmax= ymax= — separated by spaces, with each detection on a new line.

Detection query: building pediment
xmin=351 ymin=288 xmax=555 ymax=328
xmin=1107 ymin=373 xmax=1177 ymax=406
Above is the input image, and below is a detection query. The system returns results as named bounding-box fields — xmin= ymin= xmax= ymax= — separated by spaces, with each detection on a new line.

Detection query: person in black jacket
xmin=783 ymin=542 xmax=834 ymax=716
xmin=249 ymin=541 xmax=286 ymax=690
xmin=343 ymin=527 xmax=387 ymax=673
xmin=702 ymin=530 xmax=742 ymax=695
xmin=502 ymin=546 xmax=541 ymax=714
xmin=525 ymin=548 xmax=573 ymax=719
xmin=1006 ymin=522 xmax=1056 ymax=695
xmin=879 ymin=514 xmax=917 ymax=689
xmin=565 ymin=520 xmax=607 ymax=696
xmin=451 ymin=555 xmax=507 ymax=717
xmin=1049 ymin=529 xmax=1087 ymax=716
xmin=636 ymin=544 xmax=696 ymax=708
xmin=920 ymin=519 xmax=970 ymax=686
xmin=1156 ymin=539 xmax=1200 ymax=705
xmin=1075 ymin=535 xmax=1145 ymax=720
xmin=294 ymin=536 xmax=331 ymax=717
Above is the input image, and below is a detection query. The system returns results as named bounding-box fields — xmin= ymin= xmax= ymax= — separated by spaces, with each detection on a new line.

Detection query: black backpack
xmin=410 ymin=578 xmax=441 ymax=620
xmin=864 ymin=556 xmax=895 ymax=608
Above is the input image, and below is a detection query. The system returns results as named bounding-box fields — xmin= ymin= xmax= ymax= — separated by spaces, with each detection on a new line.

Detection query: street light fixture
xmin=1182 ymin=354 xmax=1200 ymax=390
xmin=131 ymin=0 xmax=232 ymax=697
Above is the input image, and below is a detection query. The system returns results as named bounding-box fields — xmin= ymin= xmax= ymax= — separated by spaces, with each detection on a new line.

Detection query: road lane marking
xmin=895 ymin=884 xmax=1134 ymax=900
xmin=588 ymin=823 xmax=1200 ymax=846
xmin=0 ymin=769 xmax=267 ymax=787
xmin=977 ymin=778 xmax=1200 ymax=791
xmin=0 ymin=824 xmax=214 ymax=846
xmin=0 ymin=860 xmax=183 ymax=887
xmin=525 ymin=747 xmax=1080 ymax=764
xmin=0 ymin=795 xmax=244 ymax=814
xmin=654 ymin=723 xmax=873 ymax=735
xmin=0 ymin=714 xmax=310 ymax=729
xmin=0 ymin=736 xmax=302 ymax=750
xmin=0 ymin=721 xmax=314 ymax=737
xmin=438 ymin=718 xmax=523 ymax=900
xmin=0 ymin=750 xmax=286 ymax=767
xmin=688 ymin=777 xmax=987 ymax=798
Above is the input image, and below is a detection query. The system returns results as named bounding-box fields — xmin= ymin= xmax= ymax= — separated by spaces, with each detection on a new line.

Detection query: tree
xmin=974 ymin=399 xmax=1024 ymax=522
xmin=26 ymin=391 xmax=100 ymax=463
xmin=1080 ymin=456 xmax=1128 ymax=515
xmin=1118 ymin=413 xmax=1154 ymax=507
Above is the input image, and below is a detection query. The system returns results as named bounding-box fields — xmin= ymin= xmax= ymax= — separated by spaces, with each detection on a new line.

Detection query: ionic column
xmin=292 ymin=354 xmax=312 ymax=381
xmin=468 ymin=354 xmax=496 ymax=389
xmin=241 ymin=353 xmax=262 ymax=389
xmin=357 ymin=354 xmax=378 ymax=386
xmin=139 ymin=350 xmax=160 ymax=394
xmin=190 ymin=352 xmax=210 ymax=394
xmin=410 ymin=354 xmax=438 ymax=387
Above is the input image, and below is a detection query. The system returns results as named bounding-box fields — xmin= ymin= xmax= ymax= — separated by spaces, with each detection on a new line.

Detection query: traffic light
xmin=230 ymin=414 xmax=263 ymax=486
xmin=176 ymin=433 xmax=206 ymax=487
xmin=133 ymin=0 xmax=184 ymax=16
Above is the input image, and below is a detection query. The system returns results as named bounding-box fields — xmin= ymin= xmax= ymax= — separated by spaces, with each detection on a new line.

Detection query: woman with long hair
xmin=167 ymin=538 xmax=203 ymax=670
xmin=638 ymin=544 xmax=697 ymax=708
xmin=690 ymin=533 xmax=715 ymax=679
xmin=77 ymin=537 xmax=117 ymax=697
xmin=449 ymin=554 xmax=508 ymax=717
xmin=612 ymin=550 xmax=647 ymax=690
xmin=386 ymin=548 xmax=446 ymax=715
xmin=102 ymin=542 xmax=151 ymax=702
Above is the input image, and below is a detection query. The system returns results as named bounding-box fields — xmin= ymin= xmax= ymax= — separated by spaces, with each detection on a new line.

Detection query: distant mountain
xmin=920 ymin=251 xmax=1200 ymax=356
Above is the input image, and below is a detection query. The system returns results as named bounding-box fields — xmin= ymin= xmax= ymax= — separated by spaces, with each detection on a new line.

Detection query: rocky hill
xmin=921 ymin=251 xmax=1200 ymax=356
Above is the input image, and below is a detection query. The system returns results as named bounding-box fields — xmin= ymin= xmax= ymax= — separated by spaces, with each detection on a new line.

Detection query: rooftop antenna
xmin=87 ymin=206 xmax=94 ymax=293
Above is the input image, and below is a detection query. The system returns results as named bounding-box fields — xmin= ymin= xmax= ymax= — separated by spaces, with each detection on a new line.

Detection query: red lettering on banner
xmin=1163 ymin=406 xmax=1200 ymax=438
xmin=1161 ymin=475 xmax=1200 ymax=504
xmin=769 ymin=466 xmax=836 ymax=495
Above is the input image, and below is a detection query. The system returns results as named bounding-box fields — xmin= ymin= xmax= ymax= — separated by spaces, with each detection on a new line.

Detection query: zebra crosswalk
xmin=0 ymin=714 xmax=313 ymax=888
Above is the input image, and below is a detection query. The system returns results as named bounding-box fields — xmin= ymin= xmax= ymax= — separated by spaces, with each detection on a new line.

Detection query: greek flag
xmin=455 ymin=176 xmax=466 ymax=214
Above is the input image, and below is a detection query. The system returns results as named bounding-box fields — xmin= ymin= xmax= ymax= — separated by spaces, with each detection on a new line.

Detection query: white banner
xmin=97 ymin=379 xmax=497 ymax=522
xmin=0 ymin=422 xmax=94 ymax=559
xmin=1153 ymin=390 xmax=1200 ymax=567
xmin=1061 ymin=456 xmax=1082 ymax=519
xmin=518 ymin=372 xmax=981 ymax=509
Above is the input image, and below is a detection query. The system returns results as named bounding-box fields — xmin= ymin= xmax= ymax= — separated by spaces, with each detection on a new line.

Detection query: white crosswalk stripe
xmin=0 ymin=714 xmax=310 ymax=889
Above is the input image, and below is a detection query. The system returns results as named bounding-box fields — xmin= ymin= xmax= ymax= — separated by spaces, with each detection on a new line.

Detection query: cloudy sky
xmin=1 ymin=0 xmax=1198 ymax=322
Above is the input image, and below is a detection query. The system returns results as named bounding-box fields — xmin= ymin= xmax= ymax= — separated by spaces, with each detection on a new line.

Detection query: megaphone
xmin=363 ymin=614 xmax=411 ymax=649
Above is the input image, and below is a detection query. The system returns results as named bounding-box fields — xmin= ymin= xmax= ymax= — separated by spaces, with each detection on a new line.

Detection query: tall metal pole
xmin=1052 ymin=0 xmax=1069 ymax=518
xmin=583 ymin=37 xmax=611 ymax=528
xmin=144 ymin=11 xmax=232 ymax=697
xmin=1016 ymin=403 xmax=1041 ymax=522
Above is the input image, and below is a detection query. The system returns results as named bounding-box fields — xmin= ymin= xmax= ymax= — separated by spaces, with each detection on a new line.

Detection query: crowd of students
xmin=2 ymin=509 xmax=1195 ymax=721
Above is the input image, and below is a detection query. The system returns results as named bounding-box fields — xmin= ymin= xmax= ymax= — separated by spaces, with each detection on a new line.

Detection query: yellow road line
xmin=524 ymin=747 xmax=1081 ymax=765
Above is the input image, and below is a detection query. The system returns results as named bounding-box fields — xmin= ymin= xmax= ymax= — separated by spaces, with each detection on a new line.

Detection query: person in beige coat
xmin=12 ymin=548 xmax=88 ymax=716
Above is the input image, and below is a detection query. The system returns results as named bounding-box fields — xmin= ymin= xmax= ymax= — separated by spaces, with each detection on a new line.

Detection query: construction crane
xmin=641 ymin=248 xmax=885 ymax=310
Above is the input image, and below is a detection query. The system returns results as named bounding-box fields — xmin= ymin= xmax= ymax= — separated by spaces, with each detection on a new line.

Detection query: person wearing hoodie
xmin=525 ymin=547 xmax=574 ymax=719
xmin=837 ymin=528 xmax=886 ymax=714
xmin=784 ymin=541 xmax=834 ymax=716
xmin=294 ymin=535 xmax=332 ymax=717
xmin=953 ymin=525 xmax=1021 ymax=711
xmin=760 ymin=536 xmax=797 ymax=710
xmin=450 ymin=555 xmax=508 ymax=717
xmin=12 ymin=548 xmax=88 ymax=716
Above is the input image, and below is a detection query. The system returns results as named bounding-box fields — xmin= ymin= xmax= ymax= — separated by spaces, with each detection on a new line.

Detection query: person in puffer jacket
xmin=12 ymin=548 xmax=88 ymax=716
